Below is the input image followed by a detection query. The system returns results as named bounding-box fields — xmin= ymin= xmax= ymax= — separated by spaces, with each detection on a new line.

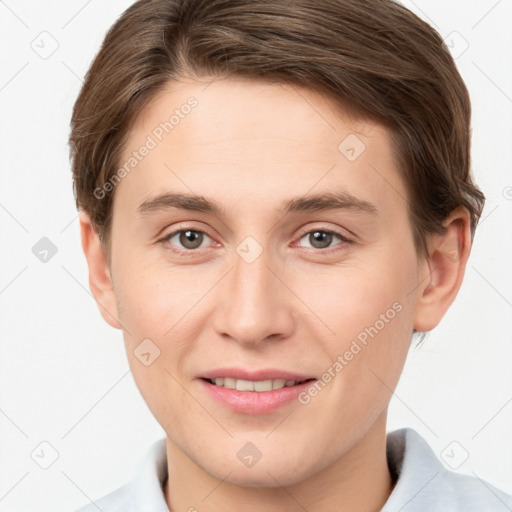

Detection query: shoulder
xmin=70 ymin=438 xmax=169 ymax=512
xmin=72 ymin=484 xmax=132 ymax=512
xmin=437 ymin=468 xmax=512 ymax=510
xmin=383 ymin=428 xmax=512 ymax=512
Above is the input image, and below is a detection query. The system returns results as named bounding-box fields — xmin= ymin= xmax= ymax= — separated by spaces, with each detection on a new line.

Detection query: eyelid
xmin=158 ymin=224 xmax=217 ymax=251
xmin=158 ymin=223 xmax=354 ymax=254
xmin=159 ymin=221 xmax=215 ymax=239
xmin=290 ymin=230 xmax=353 ymax=256
xmin=293 ymin=226 xmax=355 ymax=256
xmin=294 ymin=224 xmax=354 ymax=244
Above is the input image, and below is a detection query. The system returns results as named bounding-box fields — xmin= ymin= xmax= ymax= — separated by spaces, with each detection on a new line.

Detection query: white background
xmin=0 ymin=1 xmax=511 ymax=511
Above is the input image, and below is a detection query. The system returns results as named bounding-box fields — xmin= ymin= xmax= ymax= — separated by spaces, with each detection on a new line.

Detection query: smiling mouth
xmin=201 ymin=377 xmax=316 ymax=391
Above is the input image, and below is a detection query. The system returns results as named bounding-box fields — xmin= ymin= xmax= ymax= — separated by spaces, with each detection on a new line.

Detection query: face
xmin=105 ymin=77 xmax=427 ymax=486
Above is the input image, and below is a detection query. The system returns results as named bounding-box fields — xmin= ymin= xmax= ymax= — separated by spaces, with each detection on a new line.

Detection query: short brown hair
xmin=69 ymin=0 xmax=485 ymax=258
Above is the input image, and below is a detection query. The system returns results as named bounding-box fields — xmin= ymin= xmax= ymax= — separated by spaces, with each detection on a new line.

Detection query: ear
xmin=79 ymin=211 xmax=121 ymax=329
xmin=413 ymin=206 xmax=473 ymax=332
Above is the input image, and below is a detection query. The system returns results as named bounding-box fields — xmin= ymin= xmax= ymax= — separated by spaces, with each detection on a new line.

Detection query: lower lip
xmin=197 ymin=378 xmax=316 ymax=415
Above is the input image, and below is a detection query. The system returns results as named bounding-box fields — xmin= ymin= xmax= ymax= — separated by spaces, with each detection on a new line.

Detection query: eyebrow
xmin=137 ymin=191 xmax=378 ymax=217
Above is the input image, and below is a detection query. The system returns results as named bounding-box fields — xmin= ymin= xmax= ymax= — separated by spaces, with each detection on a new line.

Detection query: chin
xmin=213 ymin=462 xmax=309 ymax=489
xmin=196 ymin=442 xmax=320 ymax=489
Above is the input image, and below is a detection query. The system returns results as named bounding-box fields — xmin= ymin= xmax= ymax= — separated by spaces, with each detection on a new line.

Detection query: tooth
xmin=272 ymin=379 xmax=286 ymax=390
xmin=212 ymin=377 xmax=300 ymax=391
xmin=254 ymin=380 xmax=273 ymax=392
xmin=236 ymin=379 xmax=254 ymax=391
xmin=223 ymin=377 xmax=236 ymax=389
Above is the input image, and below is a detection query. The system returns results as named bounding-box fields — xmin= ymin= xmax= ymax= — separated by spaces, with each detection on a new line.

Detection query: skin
xmin=80 ymin=76 xmax=472 ymax=512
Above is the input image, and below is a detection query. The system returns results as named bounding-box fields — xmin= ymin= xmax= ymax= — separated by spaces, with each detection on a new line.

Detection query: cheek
xmin=326 ymin=262 xmax=416 ymax=402
xmin=291 ymin=257 xmax=412 ymax=345
xmin=113 ymin=250 xmax=211 ymax=339
xmin=112 ymin=255 xmax=216 ymax=406
xmin=289 ymin=248 xmax=417 ymax=402
xmin=111 ymin=255 xmax=203 ymax=431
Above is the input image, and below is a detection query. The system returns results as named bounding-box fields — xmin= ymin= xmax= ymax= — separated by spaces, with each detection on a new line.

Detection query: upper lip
xmin=198 ymin=368 xmax=316 ymax=382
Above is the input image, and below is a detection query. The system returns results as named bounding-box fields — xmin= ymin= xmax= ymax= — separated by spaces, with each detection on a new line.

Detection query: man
xmin=69 ymin=0 xmax=512 ymax=510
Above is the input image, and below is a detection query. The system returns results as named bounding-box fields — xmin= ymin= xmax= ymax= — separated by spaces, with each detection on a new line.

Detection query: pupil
xmin=180 ymin=230 xmax=202 ymax=249
xmin=311 ymin=231 xmax=331 ymax=249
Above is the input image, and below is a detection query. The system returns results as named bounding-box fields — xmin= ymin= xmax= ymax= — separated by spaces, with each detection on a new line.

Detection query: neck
xmin=164 ymin=412 xmax=394 ymax=512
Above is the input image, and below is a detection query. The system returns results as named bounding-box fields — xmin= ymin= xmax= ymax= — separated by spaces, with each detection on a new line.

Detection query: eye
xmin=162 ymin=228 xmax=213 ymax=253
xmin=296 ymin=228 xmax=352 ymax=252
xmin=159 ymin=225 xmax=352 ymax=256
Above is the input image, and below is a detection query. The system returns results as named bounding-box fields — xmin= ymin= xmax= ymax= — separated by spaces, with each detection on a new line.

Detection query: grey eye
xmin=299 ymin=230 xmax=343 ymax=249
xmin=168 ymin=229 xmax=206 ymax=250
xmin=308 ymin=231 xmax=333 ymax=249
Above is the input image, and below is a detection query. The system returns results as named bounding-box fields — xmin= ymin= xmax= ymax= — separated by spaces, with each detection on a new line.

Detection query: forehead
xmin=114 ymin=76 xmax=407 ymax=220
xmin=131 ymin=76 xmax=382 ymax=153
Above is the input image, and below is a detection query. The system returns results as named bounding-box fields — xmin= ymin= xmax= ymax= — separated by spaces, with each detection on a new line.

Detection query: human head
xmin=72 ymin=0 xmax=482 ymax=497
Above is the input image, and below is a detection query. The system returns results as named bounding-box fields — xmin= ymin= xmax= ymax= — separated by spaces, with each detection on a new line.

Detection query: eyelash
xmin=159 ymin=224 xmax=353 ymax=257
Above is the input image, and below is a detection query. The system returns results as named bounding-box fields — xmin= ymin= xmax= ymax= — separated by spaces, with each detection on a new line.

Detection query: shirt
xmin=73 ymin=428 xmax=512 ymax=512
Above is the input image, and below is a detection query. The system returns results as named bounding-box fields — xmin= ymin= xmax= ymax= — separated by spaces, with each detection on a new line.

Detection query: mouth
xmin=200 ymin=377 xmax=316 ymax=392
xmin=197 ymin=368 xmax=318 ymax=414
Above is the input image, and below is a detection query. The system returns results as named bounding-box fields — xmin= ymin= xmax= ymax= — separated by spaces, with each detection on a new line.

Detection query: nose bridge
xmin=213 ymin=242 xmax=295 ymax=345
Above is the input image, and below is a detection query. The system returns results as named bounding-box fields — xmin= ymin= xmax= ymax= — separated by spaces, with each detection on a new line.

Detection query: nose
xmin=212 ymin=247 xmax=296 ymax=347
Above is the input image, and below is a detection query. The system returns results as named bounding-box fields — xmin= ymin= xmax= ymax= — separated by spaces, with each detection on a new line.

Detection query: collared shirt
xmin=73 ymin=428 xmax=512 ymax=512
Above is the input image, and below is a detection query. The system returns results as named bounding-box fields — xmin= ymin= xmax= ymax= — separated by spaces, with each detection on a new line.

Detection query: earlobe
xmin=413 ymin=207 xmax=472 ymax=332
xmin=79 ymin=211 xmax=122 ymax=330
